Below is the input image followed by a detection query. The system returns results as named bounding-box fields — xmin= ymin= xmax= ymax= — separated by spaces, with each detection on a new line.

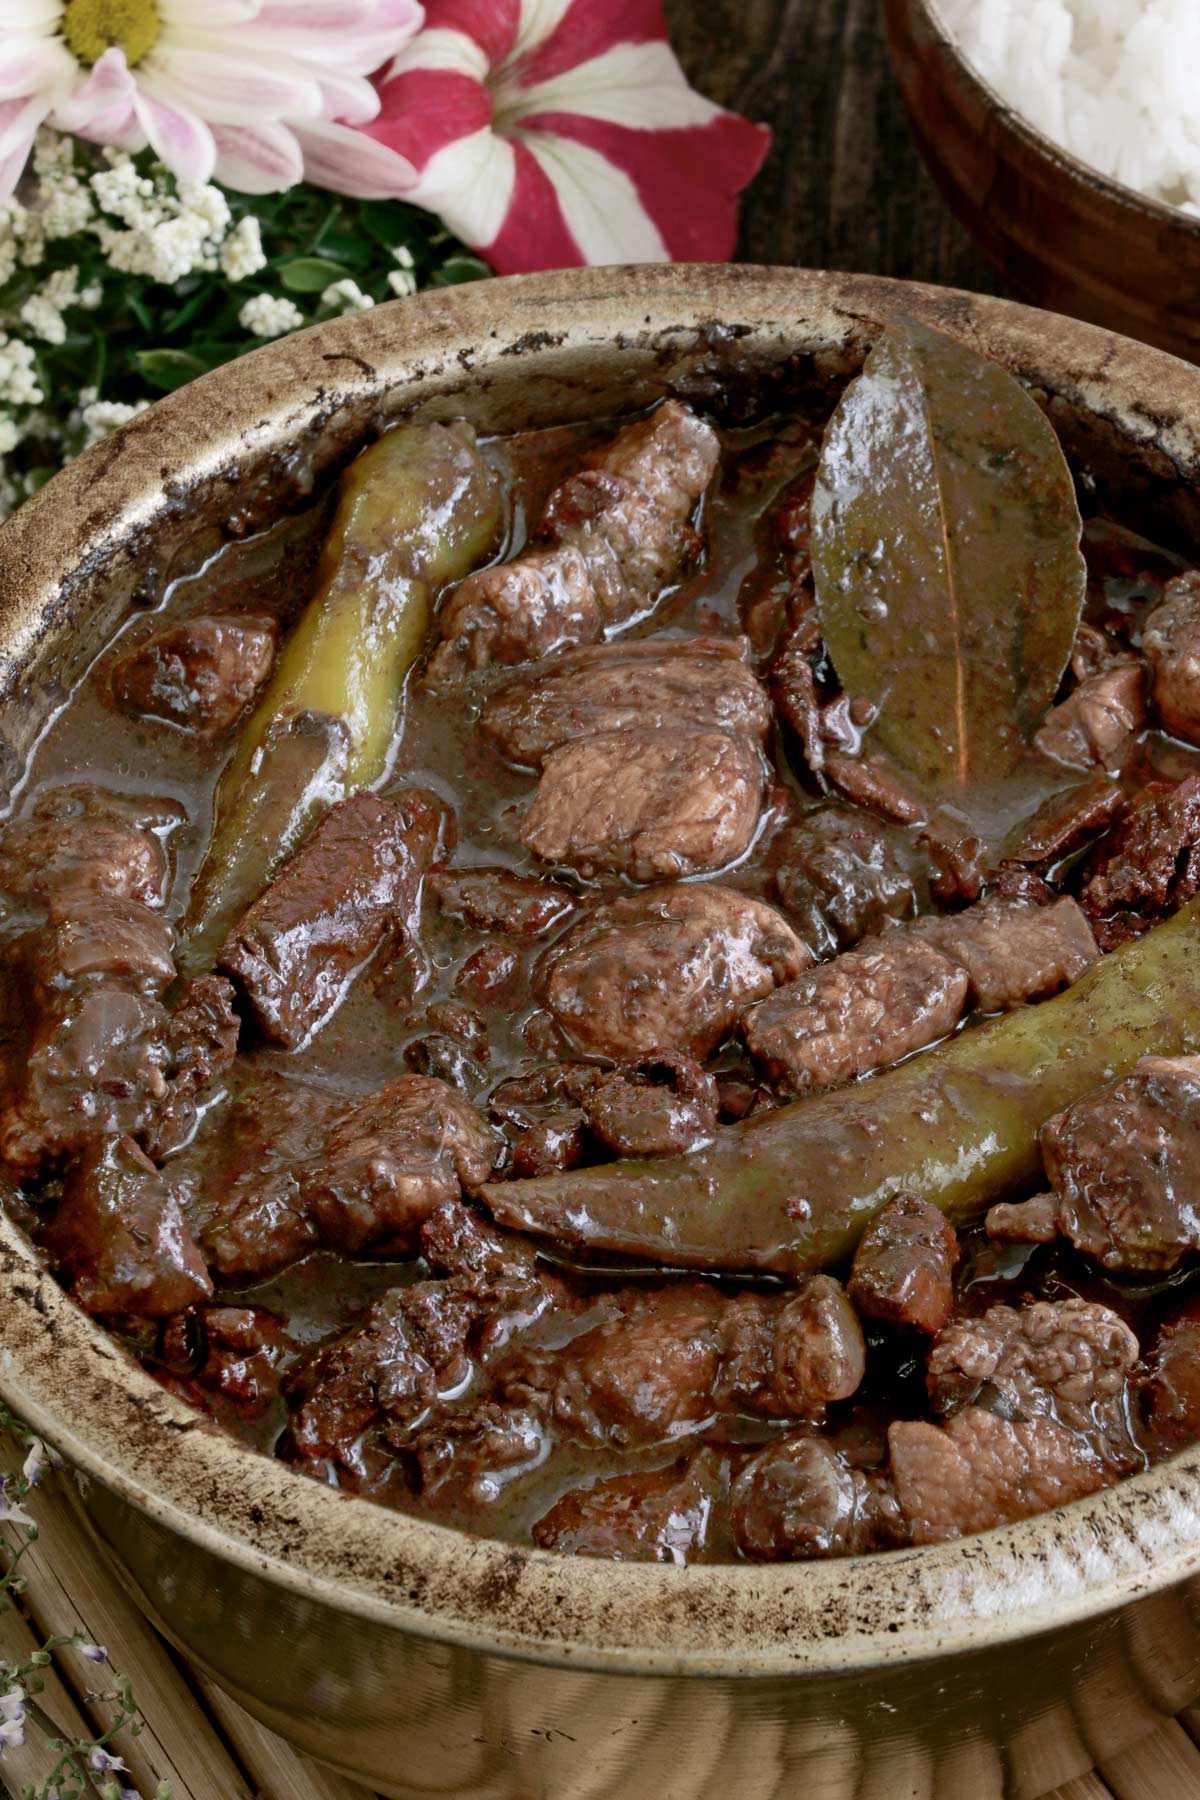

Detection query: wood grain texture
xmin=664 ymin=0 xmax=1001 ymax=288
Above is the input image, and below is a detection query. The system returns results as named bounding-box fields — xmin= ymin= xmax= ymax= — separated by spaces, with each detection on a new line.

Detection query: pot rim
xmin=3 ymin=264 xmax=1200 ymax=1679
xmin=914 ymin=0 xmax=1200 ymax=243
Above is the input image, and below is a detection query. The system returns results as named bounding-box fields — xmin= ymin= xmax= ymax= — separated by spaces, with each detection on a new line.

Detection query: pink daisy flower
xmin=362 ymin=0 xmax=771 ymax=271
xmin=0 ymin=1 xmax=424 ymax=199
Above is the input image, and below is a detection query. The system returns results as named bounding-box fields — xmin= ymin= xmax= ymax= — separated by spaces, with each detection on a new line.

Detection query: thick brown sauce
xmin=8 ymin=408 xmax=1200 ymax=1552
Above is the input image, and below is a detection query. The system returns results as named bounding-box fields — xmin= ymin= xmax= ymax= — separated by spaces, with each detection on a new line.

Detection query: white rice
xmin=933 ymin=0 xmax=1200 ymax=216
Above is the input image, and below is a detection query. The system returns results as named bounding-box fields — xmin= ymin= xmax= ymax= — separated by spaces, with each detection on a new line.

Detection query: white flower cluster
xmin=0 ymin=126 xmax=431 ymax=527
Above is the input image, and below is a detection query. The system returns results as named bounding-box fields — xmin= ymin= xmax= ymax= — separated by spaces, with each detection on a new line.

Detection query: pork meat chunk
xmin=160 ymin=1304 xmax=293 ymax=1416
xmin=993 ymin=1055 xmax=1200 ymax=1273
xmin=479 ymin=636 xmax=771 ymax=767
xmin=926 ymin=1297 xmax=1138 ymax=1445
xmin=108 ymin=611 xmax=277 ymax=735
xmin=143 ymin=973 xmax=240 ymax=1160
xmin=1078 ymin=774 xmax=1200 ymax=948
xmin=716 ymin=1276 xmax=866 ymax=1416
xmin=533 ymin=1449 xmax=724 ymax=1563
xmin=538 ymin=883 xmax=808 ymax=1061
xmin=1034 ymin=662 xmax=1146 ymax=771
xmin=429 ymin=866 xmax=573 ymax=938
xmin=201 ymin=1073 xmax=498 ymax=1277
xmin=500 ymin=1276 xmax=863 ymax=1449
xmin=428 ymin=402 xmax=718 ymax=683
xmin=43 ymin=1135 xmax=212 ymax=1317
xmin=888 ymin=1408 xmax=1110 ymax=1545
xmin=501 ymin=1283 xmax=726 ymax=1448
xmin=849 ymin=1191 xmax=959 ymax=1336
xmin=0 ymin=785 xmax=181 ymax=912
xmin=1143 ymin=571 xmax=1200 ymax=746
xmin=731 ymin=1437 xmax=900 ymax=1560
xmin=769 ymin=806 xmax=917 ymax=954
xmin=302 ymin=1075 xmax=501 ymax=1256
xmin=1141 ymin=1299 xmax=1200 ymax=1455
xmin=196 ymin=1071 xmax=345 ymax=1280
xmin=522 ymin=729 xmax=765 ymax=882
xmin=220 ymin=788 xmax=445 ymax=1048
xmin=742 ymin=937 xmax=968 ymax=1096
xmin=910 ymin=896 xmax=1098 ymax=1013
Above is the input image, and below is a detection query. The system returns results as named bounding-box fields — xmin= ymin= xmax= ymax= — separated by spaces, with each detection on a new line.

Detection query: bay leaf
xmin=811 ymin=317 xmax=1086 ymax=794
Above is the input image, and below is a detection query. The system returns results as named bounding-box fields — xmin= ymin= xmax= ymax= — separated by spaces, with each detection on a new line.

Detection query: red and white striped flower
xmin=361 ymin=0 xmax=771 ymax=271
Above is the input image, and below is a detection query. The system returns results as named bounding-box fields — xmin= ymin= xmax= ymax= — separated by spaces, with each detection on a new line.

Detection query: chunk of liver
xmin=538 ymin=882 xmax=808 ymax=1060
xmin=1078 ymin=773 xmax=1200 ymax=947
xmin=43 ymin=1136 xmax=212 ymax=1317
xmin=479 ymin=635 xmax=771 ymax=767
xmin=581 ymin=1053 xmax=718 ymax=1156
xmin=0 ymin=785 xmax=181 ymax=911
xmin=286 ymin=1264 xmax=558 ymax=1470
xmin=1028 ymin=1055 xmax=1200 ymax=1272
xmin=1143 ymin=571 xmax=1200 ymax=746
xmin=889 ymin=1408 xmax=1110 ymax=1545
xmin=220 ymin=788 xmax=444 ymax=1049
xmin=533 ymin=1449 xmax=724 ymax=1563
xmin=742 ymin=937 xmax=968 ymax=1096
xmin=910 ymin=896 xmax=1097 ymax=1013
xmin=849 ymin=1192 xmax=959 ymax=1335
xmin=429 ymin=866 xmax=573 ymax=938
xmin=144 ymin=973 xmax=240 ymax=1160
xmin=428 ymin=402 xmax=718 ymax=683
xmin=302 ymin=1074 xmax=500 ymax=1256
xmin=522 ymin=729 xmax=764 ymax=882
xmin=406 ymin=1402 xmax=547 ymax=1507
xmin=769 ymin=806 xmax=917 ymax=953
xmin=731 ymin=1437 xmax=897 ymax=1560
xmin=108 ymin=611 xmax=277 ymax=735
xmin=0 ymin=896 xmax=179 ymax=1175
xmin=1008 ymin=773 xmax=1125 ymax=865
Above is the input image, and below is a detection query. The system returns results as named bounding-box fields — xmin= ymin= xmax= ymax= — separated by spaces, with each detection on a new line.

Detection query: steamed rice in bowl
xmin=935 ymin=0 xmax=1200 ymax=218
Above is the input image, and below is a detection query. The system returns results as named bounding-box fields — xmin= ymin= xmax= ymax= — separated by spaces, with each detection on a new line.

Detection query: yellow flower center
xmin=62 ymin=0 xmax=161 ymax=68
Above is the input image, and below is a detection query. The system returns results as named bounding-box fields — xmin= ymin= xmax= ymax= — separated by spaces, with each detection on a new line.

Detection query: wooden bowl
xmin=884 ymin=0 xmax=1200 ymax=363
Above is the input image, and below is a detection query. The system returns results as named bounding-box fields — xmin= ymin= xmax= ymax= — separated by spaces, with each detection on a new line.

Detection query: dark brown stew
xmin=6 ymin=367 xmax=1200 ymax=1566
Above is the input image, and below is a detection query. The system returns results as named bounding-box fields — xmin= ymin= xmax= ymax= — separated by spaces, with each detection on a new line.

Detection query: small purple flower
xmin=77 ymin=1641 xmax=108 ymax=1665
xmin=89 ymin=1747 xmax=128 ymax=1774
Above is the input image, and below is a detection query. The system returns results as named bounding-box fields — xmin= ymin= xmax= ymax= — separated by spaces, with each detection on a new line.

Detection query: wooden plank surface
xmin=0 ymin=10 xmax=1187 ymax=1800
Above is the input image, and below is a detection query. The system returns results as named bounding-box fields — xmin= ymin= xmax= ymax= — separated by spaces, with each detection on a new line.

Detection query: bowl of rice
xmin=883 ymin=0 xmax=1200 ymax=363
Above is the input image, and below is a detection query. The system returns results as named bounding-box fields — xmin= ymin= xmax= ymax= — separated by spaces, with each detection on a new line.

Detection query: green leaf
xmin=811 ymin=316 xmax=1086 ymax=797
xmin=134 ymin=348 xmax=210 ymax=392
xmin=430 ymin=254 xmax=491 ymax=287
xmin=357 ymin=199 xmax=416 ymax=251
xmin=278 ymin=256 xmax=351 ymax=293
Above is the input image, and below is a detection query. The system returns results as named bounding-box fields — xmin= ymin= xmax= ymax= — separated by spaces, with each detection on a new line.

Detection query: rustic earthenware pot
xmin=883 ymin=0 xmax=1200 ymax=365
xmin=1 ymin=267 xmax=1200 ymax=1800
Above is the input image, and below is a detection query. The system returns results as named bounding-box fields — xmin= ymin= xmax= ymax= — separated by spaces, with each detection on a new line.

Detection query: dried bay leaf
xmin=811 ymin=317 xmax=1086 ymax=795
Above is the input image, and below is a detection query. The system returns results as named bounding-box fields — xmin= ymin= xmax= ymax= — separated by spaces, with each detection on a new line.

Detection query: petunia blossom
xmin=0 ymin=1 xmax=424 ymax=200
xmin=361 ymin=0 xmax=771 ymax=271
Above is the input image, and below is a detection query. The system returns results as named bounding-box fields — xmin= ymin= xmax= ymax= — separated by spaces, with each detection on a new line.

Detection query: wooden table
xmin=11 ymin=9 xmax=1195 ymax=1800
xmin=665 ymin=5 xmax=1200 ymax=1798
